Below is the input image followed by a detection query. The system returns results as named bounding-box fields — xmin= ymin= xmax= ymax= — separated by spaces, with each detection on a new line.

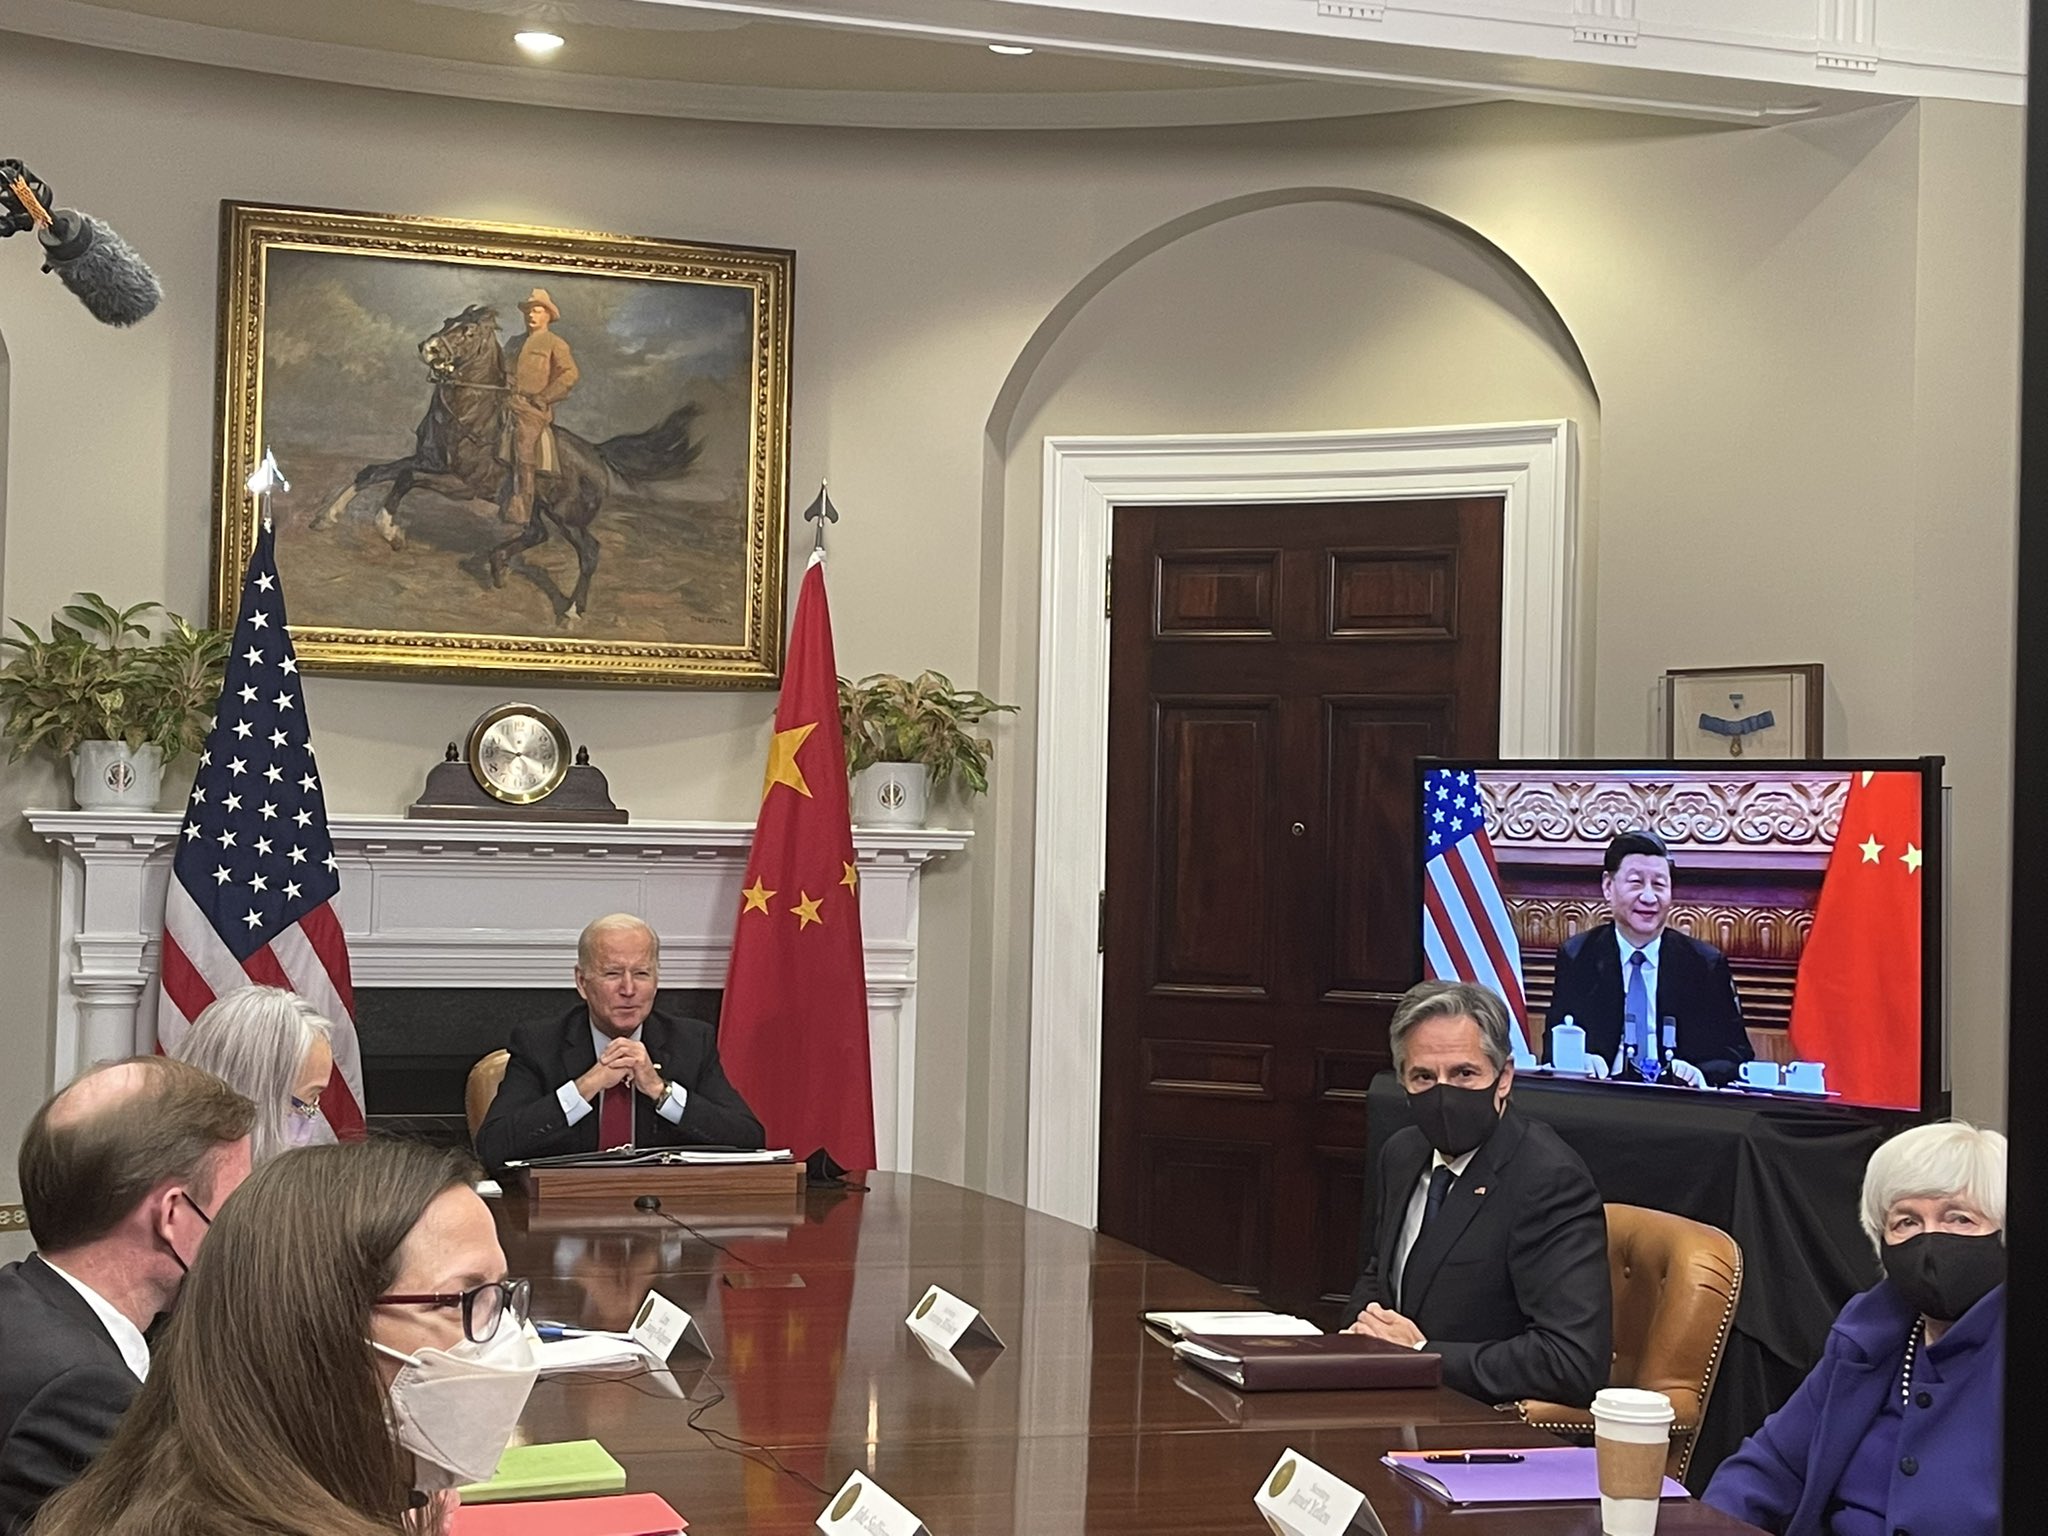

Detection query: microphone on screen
xmin=2 ymin=160 xmax=163 ymax=326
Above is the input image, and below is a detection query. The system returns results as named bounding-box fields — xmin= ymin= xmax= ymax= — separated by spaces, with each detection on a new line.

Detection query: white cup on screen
xmin=1784 ymin=1061 xmax=1826 ymax=1094
xmin=1738 ymin=1060 xmax=1783 ymax=1089
xmin=1551 ymin=1019 xmax=1587 ymax=1073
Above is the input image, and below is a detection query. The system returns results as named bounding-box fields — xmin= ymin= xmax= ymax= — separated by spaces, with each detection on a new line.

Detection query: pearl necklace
xmin=1899 ymin=1317 xmax=1924 ymax=1407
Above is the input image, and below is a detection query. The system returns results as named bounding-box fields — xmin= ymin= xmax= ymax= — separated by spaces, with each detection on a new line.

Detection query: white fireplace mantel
xmin=27 ymin=810 xmax=969 ymax=1172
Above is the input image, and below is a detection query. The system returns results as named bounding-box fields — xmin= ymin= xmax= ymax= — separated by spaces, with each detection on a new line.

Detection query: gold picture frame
xmin=213 ymin=202 xmax=792 ymax=685
xmin=1662 ymin=663 xmax=1825 ymax=760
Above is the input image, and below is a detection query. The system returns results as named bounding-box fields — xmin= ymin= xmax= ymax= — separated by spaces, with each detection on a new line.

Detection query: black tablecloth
xmin=1361 ymin=1072 xmax=1889 ymax=1489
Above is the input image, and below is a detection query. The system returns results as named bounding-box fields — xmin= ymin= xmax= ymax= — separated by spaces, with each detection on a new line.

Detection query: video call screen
xmin=1416 ymin=762 xmax=1937 ymax=1112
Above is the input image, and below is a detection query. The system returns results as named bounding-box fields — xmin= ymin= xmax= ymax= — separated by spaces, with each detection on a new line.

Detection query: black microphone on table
xmin=634 ymin=1194 xmax=662 ymax=1212
xmin=1 ymin=159 xmax=163 ymax=326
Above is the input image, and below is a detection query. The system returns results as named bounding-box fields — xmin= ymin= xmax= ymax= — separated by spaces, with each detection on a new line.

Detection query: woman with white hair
xmin=1704 ymin=1119 xmax=2004 ymax=1536
xmin=169 ymin=986 xmax=336 ymax=1164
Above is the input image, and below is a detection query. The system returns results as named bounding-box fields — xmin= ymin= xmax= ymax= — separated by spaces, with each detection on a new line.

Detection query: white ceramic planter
xmin=71 ymin=741 xmax=164 ymax=811
xmin=853 ymin=762 xmax=931 ymax=828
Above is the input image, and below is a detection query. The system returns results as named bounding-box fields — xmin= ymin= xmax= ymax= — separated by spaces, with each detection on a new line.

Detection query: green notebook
xmin=458 ymin=1441 xmax=628 ymax=1503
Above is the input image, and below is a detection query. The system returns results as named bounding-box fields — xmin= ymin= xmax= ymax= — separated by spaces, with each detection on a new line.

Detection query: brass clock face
xmin=465 ymin=703 xmax=570 ymax=805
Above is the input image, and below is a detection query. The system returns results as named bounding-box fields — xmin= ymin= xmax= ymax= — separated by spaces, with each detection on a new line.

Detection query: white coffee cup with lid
xmin=1591 ymin=1387 xmax=1674 ymax=1536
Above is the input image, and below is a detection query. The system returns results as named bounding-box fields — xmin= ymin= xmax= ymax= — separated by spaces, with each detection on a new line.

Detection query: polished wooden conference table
xmin=494 ymin=1172 xmax=1765 ymax=1534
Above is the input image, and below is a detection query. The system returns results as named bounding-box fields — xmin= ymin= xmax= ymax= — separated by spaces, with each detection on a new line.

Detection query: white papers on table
xmin=1144 ymin=1310 xmax=1321 ymax=1339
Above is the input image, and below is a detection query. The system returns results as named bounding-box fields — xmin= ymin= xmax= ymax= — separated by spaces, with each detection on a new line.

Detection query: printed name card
xmin=1255 ymin=1449 xmax=1382 ymax=1536
xmin=630 ymin=1289 xmax=711 ymax=1362
xmin=904 ymin=1284 xmax=1004 ymax=1352
xmin=816 ymin=1472 xmax=929 ymax=1536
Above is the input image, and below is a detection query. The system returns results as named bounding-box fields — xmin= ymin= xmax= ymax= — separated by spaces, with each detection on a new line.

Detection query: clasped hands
xmin=1346 ymin=1302 xmax=1426 ymax=1349
xmin=575 ymin=1037 xmax=666 ymax=1102
xmin=1576 ymin=1050 xmax=1706 ymax=1088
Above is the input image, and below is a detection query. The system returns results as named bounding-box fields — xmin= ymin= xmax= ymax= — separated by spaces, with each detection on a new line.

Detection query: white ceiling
xmin=3 ymin=0 xmax=1898 ymax=130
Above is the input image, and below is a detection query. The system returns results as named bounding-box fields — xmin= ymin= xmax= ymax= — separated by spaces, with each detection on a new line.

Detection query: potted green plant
xmin=0 ymin=593 xmax=232 ymax=809
xmin=838 ymin=670 xmax=1017 ymax=827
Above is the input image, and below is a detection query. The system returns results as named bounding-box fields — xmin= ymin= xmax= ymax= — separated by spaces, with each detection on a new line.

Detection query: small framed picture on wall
xmin=1662 ymin=663 xmax=1825 ymax=760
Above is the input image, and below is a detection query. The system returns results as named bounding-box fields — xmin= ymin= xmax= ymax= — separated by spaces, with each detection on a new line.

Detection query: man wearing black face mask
xmin=1344 ymin=981 xmax=1610 ymax=1408
xmin=0 ymin=1058 xmax=254 ymax=1534
xmin=1706 ymin=1120 xmax=2005 ymax=1536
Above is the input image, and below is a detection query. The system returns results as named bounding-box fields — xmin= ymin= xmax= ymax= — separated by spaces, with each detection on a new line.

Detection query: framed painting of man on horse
xmin=212 ymin=202 xmax=792 ymax=685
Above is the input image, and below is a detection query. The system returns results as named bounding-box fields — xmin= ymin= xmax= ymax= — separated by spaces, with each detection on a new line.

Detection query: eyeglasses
xmin=288 ymin=1095 xmax=322 ymax=1120
xmin=374 ymin=1277 xmax=530 ymax=1344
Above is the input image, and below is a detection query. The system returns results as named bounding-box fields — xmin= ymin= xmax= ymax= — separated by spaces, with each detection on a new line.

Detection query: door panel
xmin=1328 ymin=548 xmax=1458 ymax=637
xmin=1313 ymin=1144 xmax=1372 ymax=1304
xmin=1139 ymin=1134 xmax=1273 ymax=1291
xmin=1151 ymin=702 xmax=1276 ymax=994
xmin=1157 ymin=551 xmax=1282 ymax=635
xmin=1142 ymin=1039 xmax=1276 ymax=1100
xmin=1322 ymin=703 xmax=1454 ymax=999
xmin=1100 ymin=498 xmax=1504 ymax=1317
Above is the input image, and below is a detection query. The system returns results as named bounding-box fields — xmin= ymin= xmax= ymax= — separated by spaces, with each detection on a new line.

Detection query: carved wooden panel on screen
xmin=1100 ymin=499 xmax=1503 ymax=1312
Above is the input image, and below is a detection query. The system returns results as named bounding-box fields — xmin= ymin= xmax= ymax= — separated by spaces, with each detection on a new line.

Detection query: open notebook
xmin=1142 ymin=1309 xmax=1320 ymax=1340
xmin=504 ymin=1146 xmax=793 ymax=1169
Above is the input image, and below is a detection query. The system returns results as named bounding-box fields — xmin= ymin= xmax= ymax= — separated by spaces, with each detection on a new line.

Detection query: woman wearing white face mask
xmin=168 ymin=986 xmax=338 ymax=1163
xmin=31 ymin=1140 xmax=535 ymax=1536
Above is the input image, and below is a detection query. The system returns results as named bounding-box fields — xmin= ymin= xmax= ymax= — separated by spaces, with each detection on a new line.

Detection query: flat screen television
xmin=1414 ymin=758 xmax=1945 ymax=1117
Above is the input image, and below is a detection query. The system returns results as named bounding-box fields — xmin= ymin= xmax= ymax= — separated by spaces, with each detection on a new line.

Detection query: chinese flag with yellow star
xmin=720 ymin=555 xmax=876 ymax=1169
xmin=1787 ymin=770 xmax=1924 ymax=1109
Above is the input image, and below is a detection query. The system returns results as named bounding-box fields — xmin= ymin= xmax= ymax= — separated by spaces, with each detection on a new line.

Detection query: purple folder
xmin=1382 ymin=1446 xmax=1687 ymax=1505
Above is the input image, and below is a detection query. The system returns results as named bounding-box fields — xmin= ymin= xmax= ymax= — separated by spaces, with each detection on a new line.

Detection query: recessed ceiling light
xmin=988 ymin=44 xmax=1035 ymax=56
xmin=514 ymin=30 xmax=565 ymax=57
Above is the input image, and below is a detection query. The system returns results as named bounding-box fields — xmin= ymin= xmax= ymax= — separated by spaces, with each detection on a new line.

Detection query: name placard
xmin=1255 ymin=1449 xmax=1384 ymax=1536
xmin=904 ymin=1284 xmax=1004 ymax=1352
xmin=816 ymin=1472 xmax=929 ymax=1536
xmin=630 ymin=1289 xmax=712 ymax=1362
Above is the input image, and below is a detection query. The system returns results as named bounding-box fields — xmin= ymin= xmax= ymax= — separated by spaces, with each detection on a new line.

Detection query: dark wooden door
xmin=1098 ymin=498 xmax=1504 ymax=1316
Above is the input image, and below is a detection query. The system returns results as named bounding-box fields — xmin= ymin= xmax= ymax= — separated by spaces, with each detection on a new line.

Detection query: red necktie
xmin=597 ymin=1082 xmax=635 ymax=1150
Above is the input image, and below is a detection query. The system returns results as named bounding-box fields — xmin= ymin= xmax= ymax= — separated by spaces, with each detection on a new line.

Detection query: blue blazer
xmin=1703 ymin=1279 xmax=2003 ymax=1536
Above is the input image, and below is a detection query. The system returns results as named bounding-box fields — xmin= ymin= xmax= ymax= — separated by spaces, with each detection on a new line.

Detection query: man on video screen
xmin=1546 ymin=831 xmax=1755 ymax=1088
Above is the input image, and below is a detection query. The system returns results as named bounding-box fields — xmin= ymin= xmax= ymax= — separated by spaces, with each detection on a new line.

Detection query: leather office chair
xmin=465 ymin=1049 xmax=511 ymax=1142
xmin=1517 ymin=1203 xmax=1742 ymax=1481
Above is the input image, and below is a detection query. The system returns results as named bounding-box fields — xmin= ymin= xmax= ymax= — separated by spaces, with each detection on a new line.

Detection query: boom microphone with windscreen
xmin=2 ymin=159 xmax=163 ymax=326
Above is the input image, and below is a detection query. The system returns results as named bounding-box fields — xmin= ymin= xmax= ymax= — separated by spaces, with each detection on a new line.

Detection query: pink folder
xmin=1382 ymin=1446 xmax=1687 ymax=1505
xmin=451 ymin=1492 xmax=688 ymax=1535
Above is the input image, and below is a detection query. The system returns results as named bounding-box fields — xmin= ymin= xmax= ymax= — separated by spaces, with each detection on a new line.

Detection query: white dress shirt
xmin=1393 ymin=1145 xmax=1479 ymax=1313
xmin=41 ymin=1257 xmax=150 ymax=1382
xmin=555 ymin=1022 xmax=688 ymax=1129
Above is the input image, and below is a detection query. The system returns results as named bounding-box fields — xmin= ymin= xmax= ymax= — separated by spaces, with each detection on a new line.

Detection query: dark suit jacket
xmin=1545 ymin=923 xmax=1754 ymax=1086
xmin=474 ymin=1005 xmax=766 ymax=1176
xmin=1346 ymin=1107 xmax=1610 ymax=1407
xmin=0 ymin=1255 xmax=140 ymax=1534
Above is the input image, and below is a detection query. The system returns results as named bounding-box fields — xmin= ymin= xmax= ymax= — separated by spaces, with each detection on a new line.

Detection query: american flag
xmin=1420 ymin=767 xmax=1532 ymax=1048
xmin=157 ymin=517 xmax=364 ymax=1138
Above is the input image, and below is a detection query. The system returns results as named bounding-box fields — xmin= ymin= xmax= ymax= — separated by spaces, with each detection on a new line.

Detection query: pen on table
xmin=1420 ymin=1452 xmax=1524 ymax=1464
xmin=534 ymin=1323 xmax=591 ymax=1341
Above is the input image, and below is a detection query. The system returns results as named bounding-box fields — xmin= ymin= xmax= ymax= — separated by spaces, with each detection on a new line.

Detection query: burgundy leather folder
xmin=1172 ymin=1330 xmax=1443 ymax=1391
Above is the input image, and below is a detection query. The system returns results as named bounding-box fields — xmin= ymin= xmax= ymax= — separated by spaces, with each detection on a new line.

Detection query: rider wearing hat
xmin=499 ymin=287 xmax=580 ymax=527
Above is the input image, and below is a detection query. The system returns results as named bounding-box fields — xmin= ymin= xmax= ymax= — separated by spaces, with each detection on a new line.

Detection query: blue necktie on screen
xmin=1625 ymin=950 xmax=1651 ymax=1064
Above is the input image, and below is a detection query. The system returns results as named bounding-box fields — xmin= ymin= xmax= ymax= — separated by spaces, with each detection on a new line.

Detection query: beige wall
xmin=0 ymin=34 xmax=2020 ymax=1239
